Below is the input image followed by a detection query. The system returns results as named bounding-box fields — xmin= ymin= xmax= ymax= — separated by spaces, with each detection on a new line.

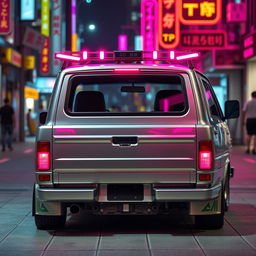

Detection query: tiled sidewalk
xmin=0 ymin=143 xmax=255 ymax=256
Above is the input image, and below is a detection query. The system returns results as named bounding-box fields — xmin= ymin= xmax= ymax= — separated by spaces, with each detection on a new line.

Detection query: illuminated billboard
xmin=158 ymin=0 xmax=179 ymax=49
xmin=21 ymin=0 xmax=35 ymax=21
xmin=0 ymin=0 xmax=11 ymax=35
xmin=180 ymin=0 xmax=222 ymax=25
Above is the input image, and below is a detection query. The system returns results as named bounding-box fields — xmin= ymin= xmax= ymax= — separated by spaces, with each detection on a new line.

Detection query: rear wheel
xmin=33 ymin=186 xmax=66 ymax=230
xmin=35 ymin=214 xmax=66 ymax=230
xmin=195 ymin=187 xmax=225 ymax=229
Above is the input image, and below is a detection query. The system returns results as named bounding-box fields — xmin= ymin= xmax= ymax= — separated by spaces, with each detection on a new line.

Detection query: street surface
xmin=0 ymin=138 xmax=256 ymax=256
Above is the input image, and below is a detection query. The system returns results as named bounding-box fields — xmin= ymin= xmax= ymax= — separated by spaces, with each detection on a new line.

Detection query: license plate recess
xmin=107 ymin=184 xmax=144 ymax=201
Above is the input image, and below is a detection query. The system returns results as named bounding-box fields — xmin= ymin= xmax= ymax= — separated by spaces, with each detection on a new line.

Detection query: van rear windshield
xmin=65 ymin=74 xmax=188 ymax=116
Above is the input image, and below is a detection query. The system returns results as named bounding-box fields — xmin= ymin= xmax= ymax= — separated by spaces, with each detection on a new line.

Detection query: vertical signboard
xmin=21 ymin=0 xmax=35 ymax=21
xmin=40 ymin=37 xmax=50 ymax=75
xmin=180 ymin=0 xmax=222 ymax=25
xmin=141 ymin=0 xmax=158 ymax=51
xmin=51 ymin=0 xmax=62 ymax=75
xmin=0 ymin=0 xmax=11 ymax=34
xmin=158 ymin=0 xmax=179 ymax=49
xmin=41 ymin=0 xmax=50 ymax=36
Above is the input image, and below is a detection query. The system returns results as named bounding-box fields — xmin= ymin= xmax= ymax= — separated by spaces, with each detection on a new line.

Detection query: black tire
xmin=33 ymin=185 xmax=66 ymax=230
xmin=35 ymin=214 xmax=66 ymax=230
xmin=195 ymin=187 xmax=225 ymax=229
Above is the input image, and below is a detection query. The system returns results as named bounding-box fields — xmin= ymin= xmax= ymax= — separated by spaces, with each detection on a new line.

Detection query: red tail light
xmin=37 ymin=142 xmax=50 ymax=170
xmin=199 ymin=141 xmax=213 ymax=170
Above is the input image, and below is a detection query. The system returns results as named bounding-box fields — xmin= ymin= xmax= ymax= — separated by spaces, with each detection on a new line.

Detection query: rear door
xmin=52 ymin=71 xmax=198 ymax=185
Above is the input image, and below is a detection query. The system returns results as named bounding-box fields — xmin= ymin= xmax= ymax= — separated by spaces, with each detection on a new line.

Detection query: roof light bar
xmin=55 ymin=53 xmax=81 ymax=61
xmin=176 ymin=53 xmax=199 ymax=60
xmin=115 ymin=68 xmax=139 ymax=72
xmin=54 ymin=50 xmax=200 ymax=63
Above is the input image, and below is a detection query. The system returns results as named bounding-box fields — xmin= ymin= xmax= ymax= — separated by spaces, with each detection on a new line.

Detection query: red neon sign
xmin=40 ymin=37 xmax=50 ymax=75
xmin=0 ymin=0 xmax=11 ymax=35
xmin=179 ymin=0 xmax=222 ymax=25
xmin=158 ymin=0 xmax=180 ymax=49
xmin=180 ymin=30 xmax=226 ymax=50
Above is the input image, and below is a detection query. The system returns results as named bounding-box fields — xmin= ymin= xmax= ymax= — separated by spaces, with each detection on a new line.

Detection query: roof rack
xmin=54 ymin=50 xmax=200 ymax=70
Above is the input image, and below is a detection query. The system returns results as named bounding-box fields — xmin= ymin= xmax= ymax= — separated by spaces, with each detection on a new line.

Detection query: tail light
xmin=37 ymin=142 xmax=50 ymax=170
xmin=199 ymin=141 xmax=213 ymax=170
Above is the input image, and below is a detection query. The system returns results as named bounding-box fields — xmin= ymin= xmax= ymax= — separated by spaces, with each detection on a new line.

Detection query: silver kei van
xmin=33 ymin=51 xmax=239 ymax=230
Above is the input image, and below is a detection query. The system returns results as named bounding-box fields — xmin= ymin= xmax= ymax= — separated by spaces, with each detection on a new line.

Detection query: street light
xmin=88 ymin=24 xmax=96 ymax=31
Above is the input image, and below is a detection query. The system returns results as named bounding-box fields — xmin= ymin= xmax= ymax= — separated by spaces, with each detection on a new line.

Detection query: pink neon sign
xmin=141 ymin=0 xmax=158 ymax=51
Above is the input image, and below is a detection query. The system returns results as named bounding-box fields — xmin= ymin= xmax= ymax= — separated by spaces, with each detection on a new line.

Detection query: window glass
xmin=202 ymin=79 xmax=223 ymax=120
xmin=66 ymin=74 xmax=188 ymax=116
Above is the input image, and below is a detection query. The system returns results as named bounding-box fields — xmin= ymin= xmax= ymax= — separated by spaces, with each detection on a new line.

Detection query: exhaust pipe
xmin=70 ymin=204 xmax=80 ymax=214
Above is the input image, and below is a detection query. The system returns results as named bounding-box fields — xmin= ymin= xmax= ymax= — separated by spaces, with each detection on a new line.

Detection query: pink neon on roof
xmin=55 ymin=53 xmax=81 ymax=61
xmin=170 ymin=51 xmax=175 ymax=59
xmin=82 ymin=51 xmax=88 ymax=60
xmin=176 ymin=53 xmax=199 ymax=60
xmin=99 ymin=51 xmax=105 ymax=60
xmin=153 ymin=51 xmax=158 ymax=59
xmin=114 ymin=68 xmax=139 ymax=72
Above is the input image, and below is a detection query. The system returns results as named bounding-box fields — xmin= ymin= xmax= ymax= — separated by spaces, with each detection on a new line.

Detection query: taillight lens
xmin=37 ymin=142 xmax=50 ymax=170
xmin=199 ymin=141 xmax=213 ymax=170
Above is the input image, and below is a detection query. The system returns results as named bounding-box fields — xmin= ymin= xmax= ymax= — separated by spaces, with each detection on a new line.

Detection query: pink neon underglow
xmin=82 ymin=51 xmax=88 ymax=60
xmin=55 ymin=128 xmax=76 ymax=135
xmin=176 ymin=53 xmax=199 ymax=60
xmin=55 ymin=53 xmax=81 ymax=61
xmin=99 ymin=51 xmax=105 ymax=60
xmin=153 ymin=51 xmax=158 ymax=59
xmin=118 ymin=35 xmax=128 ymax=51
xmin=170 ymin=51 xmax=175 ymax=59
xmin=114 ymin=68 xmax=139 ymax=72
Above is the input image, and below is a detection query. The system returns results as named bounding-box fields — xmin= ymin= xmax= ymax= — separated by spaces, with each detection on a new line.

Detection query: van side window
xmin=201 ymin=79 xmax=223 ymax=121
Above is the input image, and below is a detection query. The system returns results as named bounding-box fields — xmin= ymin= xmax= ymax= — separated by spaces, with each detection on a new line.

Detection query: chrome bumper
xmin=36 ymin=183 xmax=221 ymax=202
xmin=153 ymin=183 xmax=221 ymax=201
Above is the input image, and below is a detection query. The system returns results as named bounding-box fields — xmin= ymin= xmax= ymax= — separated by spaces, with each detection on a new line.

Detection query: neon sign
xmin=0 ymin=0 xmax=10 ymax=35
xmin=158 ymin=0 xmax=179 ymax=49
xmin=181 ymin=31 xmax=226 ymax=50
xmin=41 ymin=0 xmax=50 ymax=36
xmin=40 ymin=37 xmax=50 ymax=74
xmin=180 ymin=0 xmax=222 ymax=25
xmin=141 ymin=0 xmax=158 ymax=51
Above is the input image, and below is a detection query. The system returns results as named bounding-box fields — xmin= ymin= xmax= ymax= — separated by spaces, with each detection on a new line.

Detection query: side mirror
xmin=39 ymin=112 xmax=47 ymax=125
xmin=224 ymin=100 xmax=240 ymax=119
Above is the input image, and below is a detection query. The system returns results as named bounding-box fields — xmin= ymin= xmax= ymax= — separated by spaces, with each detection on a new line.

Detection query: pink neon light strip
xmin=176 ymin=53 xmax=199 ymax=60
xmin=170 ymin=51 xmax=175 ymax=59
xmin=82 ymin=51 xmax=88 ymax=60
xmin=0 ymin=158 xmax=10 ymax=163
xmin=115 ymin=68 xmax=139 ymax=72
xmin=99 ymin=51 xmax=105 ymax=60
xmin=153 ymin=51 xmax=158 ymax=59
xmin=55 ymin=53 xmax=81 ymax=61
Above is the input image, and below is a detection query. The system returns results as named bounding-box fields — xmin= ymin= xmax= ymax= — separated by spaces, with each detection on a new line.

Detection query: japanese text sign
xmin=180 ymin=0 xmax=222 ymax=25
xmin=159 ymin=0 xmax=179 ymax=49
xmin=51 ymin=0 xmax=62 ymax=75
xmin=40 ymin=37 xmax=50 ymax=75
xmin=141 ymin=0 xmax=158 ymax=51
xmin=23 ymin=26 xmax=46 ymax=51
xmin=0 ymin=0 xmax=10 ymax=34
xmin=41 ymin=0 xmax=50 ymax=36
xmin=181 ymin=31 xmax=226 ymax=50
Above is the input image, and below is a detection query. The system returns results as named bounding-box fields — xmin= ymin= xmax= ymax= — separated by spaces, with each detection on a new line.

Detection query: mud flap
xmin=190 ymin=193 xmax=222 ymax=215
xmin=35 ymin=187 xmax=62 ymax=216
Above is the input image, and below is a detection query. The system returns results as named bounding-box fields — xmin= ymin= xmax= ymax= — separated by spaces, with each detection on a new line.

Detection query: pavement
xmin=0 ymin=139 xmax=255 ymax=256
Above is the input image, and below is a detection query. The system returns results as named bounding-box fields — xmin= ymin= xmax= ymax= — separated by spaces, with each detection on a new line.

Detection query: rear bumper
xmin=36 ymin=183 xmax=221 ymax=202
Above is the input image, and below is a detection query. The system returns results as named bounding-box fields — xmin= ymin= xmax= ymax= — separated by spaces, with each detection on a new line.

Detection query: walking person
xmin=242 ymin=91 xmax=256 ymax=154
xmin=0 ymin=98 xmax=16 ymax=152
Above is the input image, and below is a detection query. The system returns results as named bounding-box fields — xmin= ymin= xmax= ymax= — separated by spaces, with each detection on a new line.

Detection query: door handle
xmin=112 ymin=137 xmax=138 ymax=147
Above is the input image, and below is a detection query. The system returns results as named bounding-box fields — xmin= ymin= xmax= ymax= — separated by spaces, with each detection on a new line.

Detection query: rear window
xmin=65 ymin=74 xmax=188 ymax=116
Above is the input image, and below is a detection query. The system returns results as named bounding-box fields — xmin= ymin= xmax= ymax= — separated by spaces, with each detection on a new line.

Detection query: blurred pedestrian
xmin=26 ymin=109 xmax=33 ymax=136
xmin=242 ymin=91 xmax=256 ymax=154
xmin=0 ymin=98 xmax=16 ymax=152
